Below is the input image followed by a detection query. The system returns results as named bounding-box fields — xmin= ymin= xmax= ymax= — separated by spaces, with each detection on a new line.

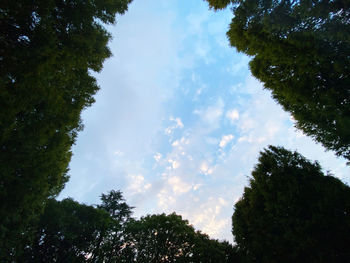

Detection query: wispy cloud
xmin=59 ymin=0 xmax=350 ymax=244
xmin=219 ymin=134 xmax=234 ymax=148
xmin=194 ymin=98 xmax=224 ymax=129
xmin=165 ymin=117 xmax=184 ymax=135
xmin=226 ymin=109 xmax=239 ymax=123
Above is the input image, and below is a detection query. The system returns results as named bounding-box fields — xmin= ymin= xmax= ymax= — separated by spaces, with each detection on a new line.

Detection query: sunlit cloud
xmin=154 ymin=153 xmax=162 ymax=162
xmin=190 ymin=197 xmax=231 ymax=238
xmin=59 ymin=0 xmax=350 ymax=244
xmin=168 ymin=159 xmax=180 ymax=169
xmin=219 ymin=134 xmax=234 ymax=148
xmin=127 ymin=174 xmax=152 ymax=195
xmin=226 ymin=109 xmax=239 ymax=123
xmin=165 ymin=117 xmax=184 ymax=135
xmin=199 ymin=162 xmax=213 ymax=175
xmin=168 ymin=176 xmax=192 ymax=195
xmin=194 ymin=98 xmax=224 ymax=128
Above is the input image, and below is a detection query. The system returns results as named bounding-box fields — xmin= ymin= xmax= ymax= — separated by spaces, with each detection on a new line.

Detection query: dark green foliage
xmin=0 ymin=0 xmax=132 ymax=256
xmin=124 ymin=213 xmax=196 ymax=262
xmin=124 ymin=213 xmax=235 ymax=262
xmin=93 ymin=190 xmax=134 ymax=262
xmin=21 ymin=198 xmax=113 ymax=262
xmin=98 ymin=190 xmax=133 ymax=222
xmin=20 ymin=190 xmax=133 ymax=262
xmin=205 ymin=0 xmax=350 ymax=159
xmin=191 ymin=233 xmax=237 ymax=263
xmin=206 ymin=0 xmax=233 ymax=10
xmin=232 ymin=146 xmax=350 ymax=263
xmin=18 ymin=192 xmax=234 ymax=262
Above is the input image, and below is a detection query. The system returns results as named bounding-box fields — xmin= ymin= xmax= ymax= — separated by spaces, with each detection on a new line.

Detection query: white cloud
xmin=199 ymin=162 xmax=213 ymax=175
xmin=205 ymin=107 xmax=223 ymax=122
xmin=239 ymin=116 xmax=256 ymax=132
xmin=218 ymin=197 xmax=228 ymax=206
xmin=127 ymin=174 xmax=152 ymax=195
xmin=170 ymin=117 xmax=184 ymax=129
xmin=190 ymin=197 xmax=231 ymax=239
xmin=219 ymin=134 xmax=234 ymax=148
xmin=194 ymin=98 xmax=224 ymax=128
xmin=154 ymin=152 xmax=162 ymax=162
xmin=172 ymin=140 xmax=180 ymax=147
xmin=157 ymin=189 xmax=176 ymax=209
xmin=114 ymin=150 xmax=124 ymax=156
xmin=168 ymin=176 xmax=192 ymax=195
xmin=193 ymin=184 xmax=202 ymax=191
xmin=169 ymin=159 xmax=180 ymax=169
xmin=144 ymin=183 xmax=152 ymax=190
xmin=171 ymin=137 xmax=190 ymax=149
xmin=165 ymin=117 xmax=184 ymax=135
xmin=226 ymin=109 xmax=239 ymax=123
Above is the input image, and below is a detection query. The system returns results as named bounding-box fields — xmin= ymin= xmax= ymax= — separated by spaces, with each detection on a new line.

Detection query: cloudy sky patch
xmin=59 ymin=0 xmax=350 ymax=243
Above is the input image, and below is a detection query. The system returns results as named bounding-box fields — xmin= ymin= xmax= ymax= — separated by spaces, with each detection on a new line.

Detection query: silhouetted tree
xmin=20 ymin=190 xmax=133 ymax=262
xmin=124 ymin=213 xmax=235 ymax=262
xmin=92 ymin=190 xmax=134 ymax=262
xmin=191 ymin=232 xmax=237 ymax=263
xmin=21 ymin=198 xmax=112 ymax=262
xmin=232 ymin=146 xmax=350 ymax=263
xmin=0 ymin=0 xmax=132 ymax=257
xmin=19 ymin=192 xmax=238 ymax=262
xmin=205 ymin=0 xmax=350 ymax=160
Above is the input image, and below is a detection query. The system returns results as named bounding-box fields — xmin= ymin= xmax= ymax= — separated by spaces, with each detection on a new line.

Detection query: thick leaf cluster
xmin=0 ymin=0 xmax=131 ymax=258
xmin=206 ymin=0 xmax=350 ymax=159
xmin=19 ymin=191 xmax=235 ymax=263
xmin=233 ymin=146 xmax=350 ymax=263
xmin=124 ymin=213 xmax=235 ymax=262
xmin=20 ymin=190 xmax=133 ymax=262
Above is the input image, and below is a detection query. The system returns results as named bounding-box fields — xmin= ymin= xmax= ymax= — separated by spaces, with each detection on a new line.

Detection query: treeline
xmin=13 ymin=146 xmax=350 ymax=262
xmin=18 ymin=191 xmax=237 ymax=262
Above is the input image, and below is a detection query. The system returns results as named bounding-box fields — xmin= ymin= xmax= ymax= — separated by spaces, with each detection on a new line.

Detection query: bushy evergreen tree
xmin=0 ymin=0 xmax=132 ymax=256
xmin=205 ymin=0 xmax=350 ymax=160
xmin=233 ymin=146 xmax=350 ymax=262
xmin=20 ymin=190 xmax=134 ymax=262
xmin=124 ymin=213 xmax=236 ymax=262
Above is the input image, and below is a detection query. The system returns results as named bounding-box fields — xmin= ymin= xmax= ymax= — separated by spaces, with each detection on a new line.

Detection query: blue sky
xmin=59 ymin=0 xmax=350 ymax=242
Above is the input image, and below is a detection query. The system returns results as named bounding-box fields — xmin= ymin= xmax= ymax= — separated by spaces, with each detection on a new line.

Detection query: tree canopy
xmin=232 ymin=146 xmax=350 ymax=262
xmin=205 ymin=0 xmax=350 ymax=160
xmin=94 ymin=190 xmax=134 ymax=262
xmin=21 ymin=198 xmax=113 ymax=262
xmin=0 ymin=0 xmax=132 ymax=255
xmin=16 ymin=191 xmax=236 ymax=262
xmin=124 ymin=213 xmax=235 ymax=262
xmin=20 ymin=190 xmax=133 ymax=262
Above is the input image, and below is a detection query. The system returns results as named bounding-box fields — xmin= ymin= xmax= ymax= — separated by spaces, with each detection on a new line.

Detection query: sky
xmin=59 ymin=0 xmax=350 ymax=242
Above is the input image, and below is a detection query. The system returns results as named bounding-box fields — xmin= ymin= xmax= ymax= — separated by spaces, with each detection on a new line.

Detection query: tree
xmin=92 ymin=190 xmax=134 ymax=262
xmin=205 ymin=0 xmax=350 ymax=160
xmin=232 ymin=146 xmax=350 ymax=263
xmin=0 ymin=0 xmax=132 ymax=256
xmin=21 ymin=198 xmax=113 ymax=263
xmin=124 ymin=213 xmax=235 ymax=262
xmin=191 ymin=232 xmax=238 ymax=263
xmin=18 ymin=193 xmax=237 ymax=262
xmin=20 ymin=190 xmax=133 ymax=262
